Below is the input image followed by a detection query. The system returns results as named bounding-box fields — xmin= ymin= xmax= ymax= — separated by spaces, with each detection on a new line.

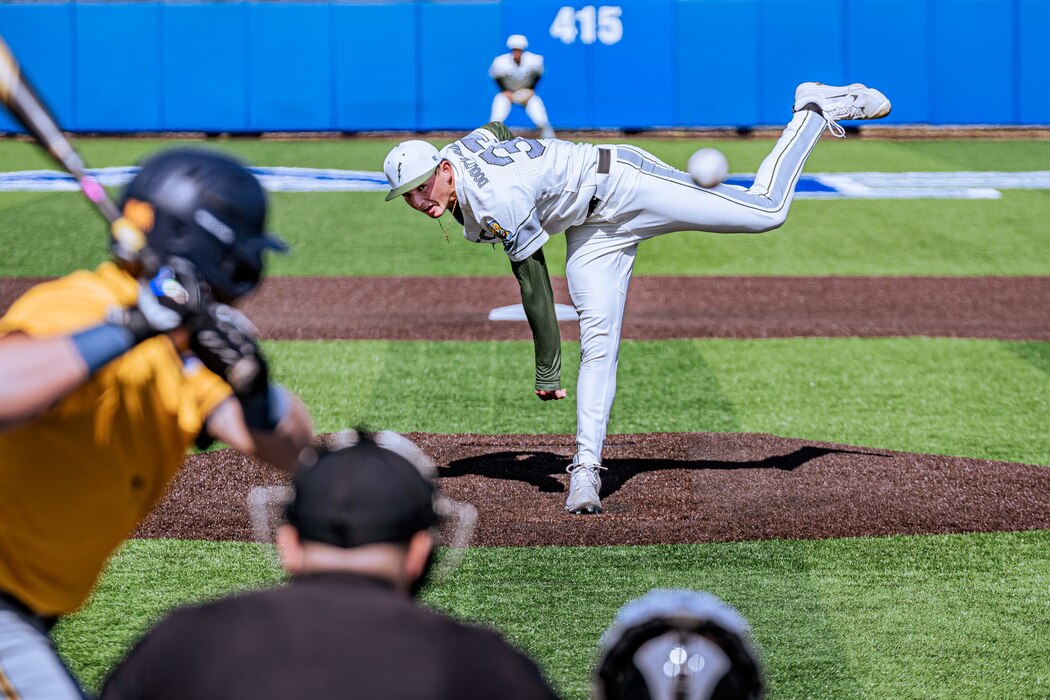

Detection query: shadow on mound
xmin=443 ymin=446 xmax=881 ymax=501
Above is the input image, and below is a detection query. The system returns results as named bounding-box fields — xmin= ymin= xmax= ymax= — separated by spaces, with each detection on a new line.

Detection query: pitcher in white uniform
xmin=489 ymin=35 xmax=555 ymax=139
xmin=384 ymin=82 xmax=891 ymax=515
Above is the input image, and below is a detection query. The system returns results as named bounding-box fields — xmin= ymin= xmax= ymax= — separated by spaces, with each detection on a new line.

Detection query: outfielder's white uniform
xmin=443 ymin=109 xmax=827 ymax=467
xmin=488 ymin=51 xmax=554 ymax=137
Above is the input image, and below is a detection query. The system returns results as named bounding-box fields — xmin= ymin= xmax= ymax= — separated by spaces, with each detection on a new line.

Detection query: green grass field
xmin=4 ymin=136 xmax=1050 ymax=698
xmin=3 ymin=138 xmax=1050 ymax=277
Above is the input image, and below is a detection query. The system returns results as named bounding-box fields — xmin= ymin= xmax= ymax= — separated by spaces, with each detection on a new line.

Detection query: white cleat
xmin=793 ymin=82 xmax=891 ymax=137
xmin=565 ymin=464 xmax=605 ymax=515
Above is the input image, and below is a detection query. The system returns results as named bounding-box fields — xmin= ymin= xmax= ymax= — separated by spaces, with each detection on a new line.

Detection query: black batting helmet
xmin=120 ymin=147 xmax=287 ymax=303
xmin=594 ymin=590 xmax=764 ymax=700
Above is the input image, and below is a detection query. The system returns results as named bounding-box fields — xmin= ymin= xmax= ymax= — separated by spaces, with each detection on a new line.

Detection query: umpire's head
xmin=278 ymin=431 xmax=451 ymax=594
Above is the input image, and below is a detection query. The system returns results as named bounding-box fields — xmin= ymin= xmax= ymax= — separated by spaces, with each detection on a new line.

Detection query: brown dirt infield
xmin=6 ymin=275 xmax=1050 ymax=341
xmin=235 ymin=276 xmax=1050 ymax=341
xmin=5 ymin=275 xmax=1048 ymax=547
xmin=137 ymin=431 xmax=1050 ymax=547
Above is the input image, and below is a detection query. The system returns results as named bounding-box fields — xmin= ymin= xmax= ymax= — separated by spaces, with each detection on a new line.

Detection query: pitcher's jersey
xmin=442 ymin=127 xmax=600 ymax=261
xmin=0 ymin=262 xmax=232 ymax=616
xmin=488 ymin=52 xmax=544 ymax=91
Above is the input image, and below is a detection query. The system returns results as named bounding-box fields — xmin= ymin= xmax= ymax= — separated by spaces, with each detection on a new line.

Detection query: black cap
xmin=286 ymin=432 xmax=439 ymax=548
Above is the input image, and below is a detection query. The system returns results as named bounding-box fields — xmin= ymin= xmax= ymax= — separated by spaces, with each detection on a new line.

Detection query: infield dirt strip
xmin=4 ymin=276 xmax=1049 ymax=546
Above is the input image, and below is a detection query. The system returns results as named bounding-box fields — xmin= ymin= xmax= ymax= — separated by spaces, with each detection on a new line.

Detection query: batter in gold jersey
xmin=0 ymin=149 xmax=313 ymax=698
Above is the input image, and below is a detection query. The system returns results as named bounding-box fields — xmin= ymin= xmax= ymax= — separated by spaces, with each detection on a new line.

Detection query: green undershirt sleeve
xmin=482 ymin=121 xmax=515 ymax=141
xmin=511 ymin=247 xmax=562 ymax=391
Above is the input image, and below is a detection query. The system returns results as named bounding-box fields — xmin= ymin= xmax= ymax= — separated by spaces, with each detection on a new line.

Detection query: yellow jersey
xmin=0 ymin=263 xmax=232 ymax=616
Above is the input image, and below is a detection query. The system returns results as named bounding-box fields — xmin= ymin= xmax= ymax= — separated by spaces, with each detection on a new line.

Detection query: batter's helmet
xmin=594 ymin=589 xmax=764 ymax=700
xmin=120 ymin=148 xmax=287 ymax=304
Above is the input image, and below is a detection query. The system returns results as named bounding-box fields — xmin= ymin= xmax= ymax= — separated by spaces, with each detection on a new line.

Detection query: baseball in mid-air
xmin=687 ymin=148 xmax=729 ymax=188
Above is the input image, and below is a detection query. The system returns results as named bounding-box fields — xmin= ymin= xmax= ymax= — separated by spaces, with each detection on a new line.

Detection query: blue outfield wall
xmin=0 ymin=0 xmax=1047 ymax=134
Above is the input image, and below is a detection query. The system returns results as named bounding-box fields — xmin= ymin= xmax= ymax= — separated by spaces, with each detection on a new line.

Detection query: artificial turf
xmin=57 ymin=531 xmax=1050 ymax=699
xmin=2 ymin=139 xmax=1050 ymax=277
xmin=4 ymin=137 xmax=1048 ymax=699
xmin=267 ymin=337 xmax=1050 ymax=466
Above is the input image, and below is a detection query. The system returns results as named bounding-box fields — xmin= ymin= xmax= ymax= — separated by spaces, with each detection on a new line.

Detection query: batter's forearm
xmin=511 ymin=249 xmax=562 ymax=391
xmin=0 ymin=333 xmax=89 ymax=431
xmin=206 ymin=388 xmax=314 ymax=472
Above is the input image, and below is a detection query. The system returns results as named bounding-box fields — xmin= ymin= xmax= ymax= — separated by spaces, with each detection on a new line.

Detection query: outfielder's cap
xmin=506 ymin=34 xmax=528 ymax=50
xmin=286 ymin=431 xmax=440 ymax=548
xmin=594 ymin=589 xmax=765 ymax=700
xmin=383 ymin=140 xmax=443 ymax=202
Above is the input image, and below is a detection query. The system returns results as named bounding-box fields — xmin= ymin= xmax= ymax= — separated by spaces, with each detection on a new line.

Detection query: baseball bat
xmin=0 ymin=33 xmax=145 ymax=259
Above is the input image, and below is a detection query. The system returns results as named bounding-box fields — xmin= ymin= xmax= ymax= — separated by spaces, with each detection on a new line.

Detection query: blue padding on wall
xmin=334 ymin=3 xmax=417 ymax=131
xmin=500 ymin=1 xmax=590 ymax=130
xmin=1 ymin=0 xmax=1048 ymax=132
xmin=0 ymin=4 xmax=74 ymax=133
xmin=593 ymin=1 xmax=673 ymax=129
xmin=931 ymin=0 xmax=1013 ymax=124
xmin=162 ymin=5 xmax=248 ymax=131
xmin=248 ymin=3 xmax=332 ymax=131
xmin=418 ymin=2 xmax=500 ymax=131
xmin=848 ymin=0 xmax=929 ymax=124
xmin=76 ymin=3 xmax=161 ymax=131
xmin=676 ymin=0 xmax=759 ymax=127
xmin=1019 ymin=0 xmax=1050 ymax=124
xmin=418 ymin=2 xmax=499 ymax=131
xmin=758 ymin=0 xmax=844 ymax=126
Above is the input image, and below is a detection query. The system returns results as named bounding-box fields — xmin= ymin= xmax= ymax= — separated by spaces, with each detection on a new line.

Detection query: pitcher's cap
xmin=383 ymin=140 xmax=443 ymax=202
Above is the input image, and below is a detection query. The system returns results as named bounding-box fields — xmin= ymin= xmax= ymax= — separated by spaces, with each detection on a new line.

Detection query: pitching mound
xmin=136 ymin=431 xmax=1050 ymax=547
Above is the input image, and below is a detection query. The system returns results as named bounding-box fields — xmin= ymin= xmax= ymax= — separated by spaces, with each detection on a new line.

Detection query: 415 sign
xmin=549 ymin=5 xmax=624 ymax=45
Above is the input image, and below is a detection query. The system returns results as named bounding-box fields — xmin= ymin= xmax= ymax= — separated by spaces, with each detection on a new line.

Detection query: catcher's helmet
xmin=120 ymin=148 xmax=287 ymax=303
xmin=594 ymin=590 xmax=764 ymax=700
xmin=286 ymin=431 xmax=441 ymax=548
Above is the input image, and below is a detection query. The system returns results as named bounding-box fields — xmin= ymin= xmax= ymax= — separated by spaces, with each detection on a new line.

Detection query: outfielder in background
xmin=489 ymin=34 xmax=556 ymax=140
xmin=384 ymin=82 xmax=891 ymax=515
xmin=0 ymin=148 xmax=313 ymax=698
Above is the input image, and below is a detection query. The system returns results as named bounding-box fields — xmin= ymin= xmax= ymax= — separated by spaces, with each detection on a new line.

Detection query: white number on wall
xmin=597 ymin=6 xmax=623 ymax=44
xmin=550 ymin=5 xmax=623 ymax=45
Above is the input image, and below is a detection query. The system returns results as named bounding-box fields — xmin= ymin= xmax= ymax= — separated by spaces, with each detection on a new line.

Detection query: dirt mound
xmin=136 ymin=432 xmax=1050 ymax=547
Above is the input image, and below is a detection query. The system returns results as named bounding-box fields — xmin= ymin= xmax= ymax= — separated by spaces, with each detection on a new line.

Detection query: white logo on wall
xmin=550 ymin=5 xmax=623 ymax=45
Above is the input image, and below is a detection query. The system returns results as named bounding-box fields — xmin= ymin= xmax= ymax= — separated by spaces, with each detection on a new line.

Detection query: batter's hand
xmin=189 ymin=303 xmax=269 ymax=397
xmin=113 ymin=263 xmax=204 ymax=342
xmin=535 ymin=388 xmax=567 ymax=401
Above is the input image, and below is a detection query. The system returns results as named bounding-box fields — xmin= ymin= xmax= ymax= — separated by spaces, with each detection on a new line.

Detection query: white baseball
xmin=687 ymin=148 xmax=729 ymax=188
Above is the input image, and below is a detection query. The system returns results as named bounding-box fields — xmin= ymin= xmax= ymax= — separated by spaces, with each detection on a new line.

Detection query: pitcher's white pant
xmin=565 ymin=109 xmax=825 ymax=466
xmin=490 ymin=92 xmax=553 ymax=132
xmin=0 ymin=610 xmax=86 ymax=699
